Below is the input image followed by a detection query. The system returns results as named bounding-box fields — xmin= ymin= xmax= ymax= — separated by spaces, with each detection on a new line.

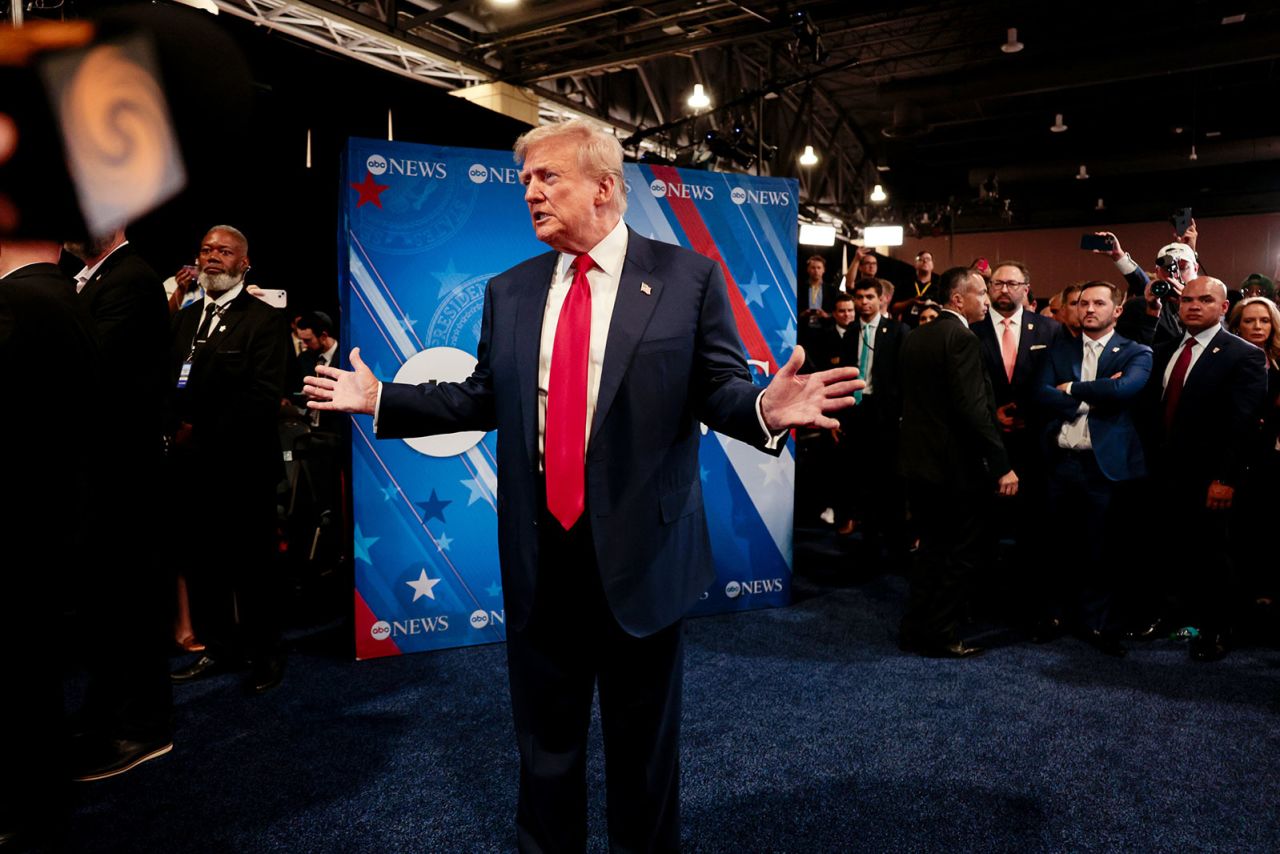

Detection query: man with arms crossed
xmin=306 ymin=120 xmax=861 ymax=851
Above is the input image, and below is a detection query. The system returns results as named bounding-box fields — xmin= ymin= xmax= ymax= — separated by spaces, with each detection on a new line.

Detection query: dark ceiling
xmin=17 ymin=0 xmax=1280 ymax=236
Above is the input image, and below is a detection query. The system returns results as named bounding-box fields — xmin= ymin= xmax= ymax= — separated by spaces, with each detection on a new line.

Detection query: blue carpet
xmin=66 ymin=531 xmax=1280 ymax=852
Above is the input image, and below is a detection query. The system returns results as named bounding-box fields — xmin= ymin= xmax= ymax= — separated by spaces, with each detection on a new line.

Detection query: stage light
xmin=799 ymin=223 xmax=836 ymax=246
xmin=799 ymin=145 xmax=818 ymax=166
xmin=863 ymin=225 xmax=903 ymax=247
xmin=687 ymin=84 xmax=710 ymax=110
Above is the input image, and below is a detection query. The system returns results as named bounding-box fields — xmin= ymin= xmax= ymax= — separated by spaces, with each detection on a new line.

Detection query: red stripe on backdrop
xmin=649 ymin=166 xmax=779 ymax=374
xmin=354 ymin=589 xmax=402 ymax=660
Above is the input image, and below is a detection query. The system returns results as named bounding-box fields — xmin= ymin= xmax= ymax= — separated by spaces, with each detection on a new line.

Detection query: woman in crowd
xmin=1227 ymin=295 xmax=1280 ymax=637
xmin=917 ymin=301 xmax=941 ymax=325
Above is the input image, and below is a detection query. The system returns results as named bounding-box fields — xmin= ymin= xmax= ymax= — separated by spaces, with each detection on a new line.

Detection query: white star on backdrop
xmin=405 ymin=568 xmax=442 ymax=602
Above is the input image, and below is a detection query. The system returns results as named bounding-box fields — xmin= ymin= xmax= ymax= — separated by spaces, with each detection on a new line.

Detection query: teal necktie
xmin=855 ymin=325 xmax=872 ymax=403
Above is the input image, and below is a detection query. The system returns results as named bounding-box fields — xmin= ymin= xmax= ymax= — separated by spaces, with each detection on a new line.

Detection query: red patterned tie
xmin=545 ymin=254 xmax=594 ymax=530
xmin=1162 ymin=338 xmax=1196 ymax=431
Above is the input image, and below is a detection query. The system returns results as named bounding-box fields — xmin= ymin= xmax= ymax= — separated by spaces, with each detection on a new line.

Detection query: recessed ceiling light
xmin=876 ymin=163 xmax=891 ymax=172
xmin=1205 ymin=130 xmax=1222 ymax=138
xmin=1222 ymin=13 xmax=1246 ymax=24
xmin=1173 ymin=127 xmax=1184 ymax=134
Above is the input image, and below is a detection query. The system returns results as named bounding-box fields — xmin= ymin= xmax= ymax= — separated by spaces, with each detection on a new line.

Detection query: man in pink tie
xmin=305 ymin=119 xmax=861 ymax=851
xmin=971 ymin=261 xmax=1064 ymax=618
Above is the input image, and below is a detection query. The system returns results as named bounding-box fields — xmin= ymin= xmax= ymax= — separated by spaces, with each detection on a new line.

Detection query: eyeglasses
xmin=989 ymin=280 xmax=1027 ymax=291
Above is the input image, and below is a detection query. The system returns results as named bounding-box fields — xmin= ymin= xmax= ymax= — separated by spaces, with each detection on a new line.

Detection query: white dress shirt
xmin=192 ymin=283 xmax=244 ymax=348
xmin=989 ymin=305 xmax=1024 ymax=350
xmin=1162 ymin=324 xmax=1221 ymax=388
xmin=536 ymin=218 xmax=628 ymax=459
xmin=1057 ymin=330 xmax=1114 ymax=450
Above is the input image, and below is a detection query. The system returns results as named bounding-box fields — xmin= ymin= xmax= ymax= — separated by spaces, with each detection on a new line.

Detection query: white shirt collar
xmin=556 ymin=218 xmax=628 ymax=281
xmin=74 ymin=240 xmax=130 ymax=283
xmin=942 ymin=308 xmax=969 ymax=328
xmin=202 ymin=282 xmax=243 ymax=311
xmin=1083 ymin=328 xmax=1116 ymax=350
xmin=859 ymin=313 xmax=881 ymax=330
xmin=321 ymin=340 xmax=339 ymax=364
xmin=1178 ymin=324 xmax=1220 ymax=350
xmin=992 ymin=305 xmax=1024 ymax=328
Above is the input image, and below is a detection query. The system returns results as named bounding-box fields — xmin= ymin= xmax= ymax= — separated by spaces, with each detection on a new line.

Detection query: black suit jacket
xmin=851 ymin=314 xmax=908 ymax=419
xmin=169 ymin=288 xmax=290 ymax=489
xmin=75 ymin=243 xmax=169 ymax=462
xmin=899 ymin=312 xmax=1010 ymax=489
xmin=1144 ymin=326 xmax=1268 ymax=488
xmin=0 ymin=264 xmax=99 ymax=577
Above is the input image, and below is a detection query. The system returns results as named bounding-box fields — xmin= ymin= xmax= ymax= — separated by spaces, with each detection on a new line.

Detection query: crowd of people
xmin=1 ymin=224 xmax=342 ymax=847
xmin=796 ymin=225 xmax=1280 ymax=662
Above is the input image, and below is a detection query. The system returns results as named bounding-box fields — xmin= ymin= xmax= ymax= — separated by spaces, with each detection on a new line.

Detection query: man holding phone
xmin=1090 ymin=218 xmax=1199 ymax=348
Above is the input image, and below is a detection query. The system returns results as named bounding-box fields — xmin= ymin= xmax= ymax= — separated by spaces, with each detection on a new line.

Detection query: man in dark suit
xmin=805 ymin=293 xmax=859 ymax=532
xmin=0 ymin=240 xmax=100 ymax=848
xmin=843 ymin=278 xmax=909 ymax=564
xmin=898 ymin=267 xmax=1018 ymax=658
xmin=167 ymin=225 xmax=291 ymax=693
xmin=798 ymin=253 xmax=841 ymax=356
xmin=63 ymin=228 xmax=174 ymax=781
xmin=1032 ymin=281 xmax=1152 ymax=656
xmin=1140 ymin=276 xmax=1267 ymax=660
xmin=306 ymin=120 xmax=860 ymax=851
xmin=971 ymin=261 xmax=1063 ymax=614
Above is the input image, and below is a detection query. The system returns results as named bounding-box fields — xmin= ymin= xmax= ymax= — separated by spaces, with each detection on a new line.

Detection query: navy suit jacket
xmin=972 ymin=310 xmax=1064 ymax=412
xmin=377 ymin=229 xmax=779 ymax=637
xmin=1033 ymin=333 xmax=1152 ymax=481
xmin=1143 ymin=326 xmax=1268 ymax=488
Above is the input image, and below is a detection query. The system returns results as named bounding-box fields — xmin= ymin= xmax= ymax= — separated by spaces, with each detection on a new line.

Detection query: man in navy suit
xmin=1141 ymin=276 xmax=1267 ymax=661
xmin=1032 ymin=281 xmax=1152 ymax=656
xmin=306 ymin=120 xmax=860 ymax=851
xmin=971 ymin=261 xmax=1063 ymax=614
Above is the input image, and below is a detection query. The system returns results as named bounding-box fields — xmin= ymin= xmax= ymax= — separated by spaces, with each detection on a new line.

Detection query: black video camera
xmin=1151 ymin=254 xmax=1181 ymax=299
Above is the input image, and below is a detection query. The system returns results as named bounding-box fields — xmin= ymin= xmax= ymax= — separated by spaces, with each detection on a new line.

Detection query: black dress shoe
xmin=71 ymin=736 xmax=173 ymax=782
xmin=1125 ymin=618 xmax=1168 ymax=641
xmin=244 ymin=654 xmax=285 ymax=696
xmin=918 ymin=642 xmax=985 ymax=659
xmin=1079 ymin=629 xmax=1126 ymax=658
xmin=1030 ymin=617 xmax=1065 ymax=644
xmin=1189 ymin=632 xmax=1229 ymax=662
xmin=171 ymin=654 xmax=223 ymax=684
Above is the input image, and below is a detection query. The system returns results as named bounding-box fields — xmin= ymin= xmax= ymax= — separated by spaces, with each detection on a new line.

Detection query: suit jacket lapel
xmin=590 ymin=231 xmax=662 ymax=445
xmin=1071 ymin=337 xmax=1083 ymax=382
xmin=515 ymin=253 xmax=557 ymax=466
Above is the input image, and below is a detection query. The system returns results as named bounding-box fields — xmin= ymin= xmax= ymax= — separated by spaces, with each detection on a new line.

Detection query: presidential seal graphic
xmin=424 ymin=269 xmax=488 ymax=351
xmin=350 ymin=151 xmax=477 ymax=256
xmin=393 ymin=347 xmax=486 ymax=458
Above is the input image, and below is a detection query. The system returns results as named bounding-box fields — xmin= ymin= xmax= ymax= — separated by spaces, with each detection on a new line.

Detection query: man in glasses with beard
xmin=167 ymin=225 xmax=291 ymax=696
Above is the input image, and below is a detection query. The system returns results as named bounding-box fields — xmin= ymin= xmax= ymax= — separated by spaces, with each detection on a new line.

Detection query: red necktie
xmin=545 ymin=254 xmax=594 ymax=530
xmin=1162 ymin=338 xmax=1196 ymax=431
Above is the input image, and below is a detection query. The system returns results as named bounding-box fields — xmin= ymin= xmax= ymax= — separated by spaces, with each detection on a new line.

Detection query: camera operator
xmin=1092 ymin=223 xmax=1199 ymax=348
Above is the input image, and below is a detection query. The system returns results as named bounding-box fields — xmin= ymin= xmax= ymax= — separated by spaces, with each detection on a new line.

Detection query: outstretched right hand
xmin=305 ymin=346 xmax=380 ymax=415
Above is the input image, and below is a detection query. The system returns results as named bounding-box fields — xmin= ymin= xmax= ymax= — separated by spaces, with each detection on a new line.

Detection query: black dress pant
xmin=901 ymin=479 xmax=987 ymax=646
xmin=506 ymin=510 xmax=683 ymax=854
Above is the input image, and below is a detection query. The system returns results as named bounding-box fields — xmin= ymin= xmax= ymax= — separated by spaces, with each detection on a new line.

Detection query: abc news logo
xmin=467 ymin=163 xmax=521 ymax=185
xmin=366 ymin=153 xmax=448 ymax=179
xmin=729 ymin=186 xmax=792 ymax=207
xmin=369 ymin=609 xmax=506 ymax=641
xmin=724 ymin=578 xmax=785 ymax=599
xmin=649 ymin=178 xmax=714 ymax=201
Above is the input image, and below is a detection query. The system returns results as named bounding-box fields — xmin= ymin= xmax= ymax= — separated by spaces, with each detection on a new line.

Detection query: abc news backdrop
xmin=340 ymin=138 xmax=800 ymax=660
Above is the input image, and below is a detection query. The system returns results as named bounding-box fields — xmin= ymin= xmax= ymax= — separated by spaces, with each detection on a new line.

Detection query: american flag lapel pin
xmin=1027 ymin=322 xmax=1035 ymax=331
xmin=1112 ymin=346 xmax=1120 ymax=353
xmin=641 ymin=283 xmax=652 ymax=295
xmin=1212 ymin=346 xmax=1221 ymax=354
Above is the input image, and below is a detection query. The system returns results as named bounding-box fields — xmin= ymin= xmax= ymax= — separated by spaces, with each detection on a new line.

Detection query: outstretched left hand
xmin=760 ymin=345 xmax=863 ymax=432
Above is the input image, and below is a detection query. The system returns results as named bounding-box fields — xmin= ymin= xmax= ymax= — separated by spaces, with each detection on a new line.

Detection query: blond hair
xmin=513 ymin=120 xmax=627 ymax=215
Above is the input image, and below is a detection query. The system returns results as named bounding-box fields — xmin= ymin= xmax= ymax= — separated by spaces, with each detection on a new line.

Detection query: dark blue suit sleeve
xmin=1032 ymin=351 xmax=1083 ymax=421
xmin=1070 ymin=347 xmax=1153 ymax=406
xmin=377 ymin=278 xmax=499 ymax=439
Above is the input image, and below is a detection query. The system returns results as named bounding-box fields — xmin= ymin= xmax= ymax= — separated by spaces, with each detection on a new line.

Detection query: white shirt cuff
xmin=756 ymin=390 xmax=788 ymax=450
xmin=372 ymin=381 xmax=384 ymax=432
xmin=1113 ymin=253 xmax=1139 ymax=276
